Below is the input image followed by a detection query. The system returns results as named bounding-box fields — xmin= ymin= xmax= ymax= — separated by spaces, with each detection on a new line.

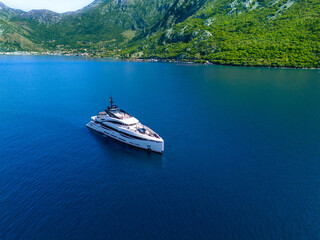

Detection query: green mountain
xmin=0 ymin=0 xmax=173 ymax=53
xmin=21 ymin=0 xmax=174 ymax=54
xmin=0 ymin=0 xmax=319 ymax=68
xmin=0 ymin=2 xmax=42 ymax=51
xmin=126 ymin=0 xmax=320 ymax=68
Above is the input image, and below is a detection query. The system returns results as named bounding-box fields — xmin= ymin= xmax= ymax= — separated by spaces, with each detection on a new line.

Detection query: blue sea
xmin=0 ymin=56 xmax=319 ymax=239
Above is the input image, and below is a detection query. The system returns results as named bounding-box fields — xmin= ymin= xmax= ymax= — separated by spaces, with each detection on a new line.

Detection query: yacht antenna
xmin=109 ymin=96 xmax=114 ymax=109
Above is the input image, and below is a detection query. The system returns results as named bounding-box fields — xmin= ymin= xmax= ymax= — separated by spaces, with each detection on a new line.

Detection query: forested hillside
xmin=0 ymin=2 xmax=42 ymax=51
xmin=0 ymin=0 xmax=173 ymax=53
xmin=126 ymin=0 xmax=320 ymax=68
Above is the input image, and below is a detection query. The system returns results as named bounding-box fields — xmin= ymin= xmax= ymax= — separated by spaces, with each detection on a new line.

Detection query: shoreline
xmin=121 ymin=58 xmax=320 ymax=70
xmin=1 ymin=52 xmax=319 ymax=70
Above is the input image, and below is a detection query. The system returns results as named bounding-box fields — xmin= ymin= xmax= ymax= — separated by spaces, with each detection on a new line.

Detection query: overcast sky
xmin=1 ymin=0 xmax=94 ymax=13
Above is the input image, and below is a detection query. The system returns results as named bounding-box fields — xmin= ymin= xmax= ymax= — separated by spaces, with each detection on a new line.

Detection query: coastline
xmin=1 ymin=51 xmax=319 ymax=70
xmin=121 ymin=57 xmax=320 ymax=70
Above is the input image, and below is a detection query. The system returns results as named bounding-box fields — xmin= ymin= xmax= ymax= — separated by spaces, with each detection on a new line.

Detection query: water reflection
xmin=88 ymin=130 xmax=164 ymax=168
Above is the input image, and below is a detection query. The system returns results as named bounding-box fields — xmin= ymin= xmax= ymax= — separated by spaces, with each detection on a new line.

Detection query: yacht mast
xmin=109 ymin=96 xmax=114 ymax=109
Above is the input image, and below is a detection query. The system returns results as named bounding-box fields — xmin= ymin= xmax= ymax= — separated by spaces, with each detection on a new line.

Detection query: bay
xmin=0 ymin=56 xmax=319 ymax=239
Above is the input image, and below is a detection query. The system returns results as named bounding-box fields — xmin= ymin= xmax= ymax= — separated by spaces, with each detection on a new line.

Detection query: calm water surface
xmin=0 ymin=56 xmax=319 ymax=239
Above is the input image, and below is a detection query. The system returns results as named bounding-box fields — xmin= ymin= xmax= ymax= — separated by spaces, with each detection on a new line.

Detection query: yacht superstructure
xmin=87 ymin=97 xmax=164 ymax=153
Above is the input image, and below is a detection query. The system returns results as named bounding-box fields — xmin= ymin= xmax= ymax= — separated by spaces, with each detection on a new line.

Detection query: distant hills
xmin=0 ymin=0 xmax=319 ymax=68
xmin=0 ymin=0 xmax=173 ymax=53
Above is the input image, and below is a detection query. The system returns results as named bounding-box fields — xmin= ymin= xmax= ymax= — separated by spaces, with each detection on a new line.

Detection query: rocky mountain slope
xmin=0 ymin=0 xmax=173 ymax=53
xmin=0 ymin=2 xmax=42 ymax=51
xmin=126 ymin=0 xmax=320 ymax=68
xmin=25 ymin=0 xmax=174 ymax=54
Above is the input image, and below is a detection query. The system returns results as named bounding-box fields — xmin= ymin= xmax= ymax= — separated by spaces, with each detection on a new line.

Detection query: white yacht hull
xmin=87 ymin=121 xmax=164 ymax=154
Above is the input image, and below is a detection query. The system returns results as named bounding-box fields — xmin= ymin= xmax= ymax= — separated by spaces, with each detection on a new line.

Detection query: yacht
xmin=87 ymin=97 xmax=164 ymax=153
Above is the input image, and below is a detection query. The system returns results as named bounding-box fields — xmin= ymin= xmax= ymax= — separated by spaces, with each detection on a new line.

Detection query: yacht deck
xmin=106 ymin=108 xmax=132 ymax=120
xmin=119 ymin=123 xmax=161 ymax=139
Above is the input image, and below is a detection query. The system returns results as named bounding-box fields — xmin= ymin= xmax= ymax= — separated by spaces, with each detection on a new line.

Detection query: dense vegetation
xmin=23 ymin=0 xmax=173 ymax=53
xmin=124 ymin=0 xmax=320 ymax=68
xmin=0 ymin=0 xmax=173 ymax=54
xmin=0 ymin=0 xmax=319 ymax=68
